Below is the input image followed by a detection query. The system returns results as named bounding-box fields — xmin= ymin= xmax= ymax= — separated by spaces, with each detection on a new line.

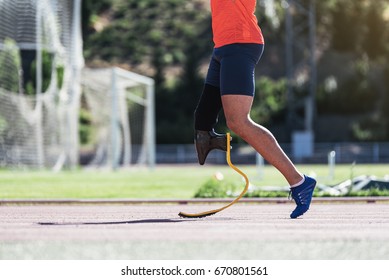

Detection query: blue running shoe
xmin=289 ymin=175 xmax=316 ymax=219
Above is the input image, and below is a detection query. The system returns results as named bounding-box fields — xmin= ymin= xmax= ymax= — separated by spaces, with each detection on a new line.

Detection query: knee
xmin=225 ymin=114 xmax=250 ymax=136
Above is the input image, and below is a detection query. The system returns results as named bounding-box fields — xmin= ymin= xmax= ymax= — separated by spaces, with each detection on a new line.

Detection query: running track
xmin=1 ymin=202 xmax=389 ymax=259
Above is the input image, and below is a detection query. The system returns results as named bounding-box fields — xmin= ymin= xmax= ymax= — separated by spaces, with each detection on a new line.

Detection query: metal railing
xmin=156 ymin=142 xmax=389 ymax=164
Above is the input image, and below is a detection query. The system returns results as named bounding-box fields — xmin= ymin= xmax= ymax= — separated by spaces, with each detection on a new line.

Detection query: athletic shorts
xmin=205 ymin=43 xmax=264 ymax=96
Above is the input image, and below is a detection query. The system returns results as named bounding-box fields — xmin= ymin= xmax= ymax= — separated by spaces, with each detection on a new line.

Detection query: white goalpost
xmin=0 ymin=0 xmax=84 ymax=169
xmin=0 ymin=1 xmax=156 ymax=170
xmin=81 ymin=67 xmax=156 ymax=170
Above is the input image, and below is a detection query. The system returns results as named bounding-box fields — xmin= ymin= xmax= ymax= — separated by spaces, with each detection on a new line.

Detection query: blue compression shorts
xmin=205 ymin=43 xmax=264 ymax=96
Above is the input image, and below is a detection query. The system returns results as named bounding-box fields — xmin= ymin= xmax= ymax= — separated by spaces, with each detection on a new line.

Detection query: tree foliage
xmin=0 ymin=38 xmax=21 ymax=93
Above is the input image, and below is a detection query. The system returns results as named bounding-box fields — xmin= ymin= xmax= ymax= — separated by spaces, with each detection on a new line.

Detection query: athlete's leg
xmin=219 ymin=43 xmax=315 ymax=218
xmin=221 ymin=94 xmax=304 ymax=186
xmin=222 ymin=95 xmax=316 ymax=218
xmin=194 ymin=84 xmax=227 ymax=165
xmin=218 ymin=43 xmax=303 ymax=185
xmin=194 ymin=83 xmax=222 ymax=131
xmin=193 ymin=55 xmax=227 ymax=165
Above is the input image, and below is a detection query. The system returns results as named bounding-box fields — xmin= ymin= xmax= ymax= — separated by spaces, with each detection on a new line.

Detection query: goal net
xmin=0 ymin=0 xmax=83 ymax=169
xmin=81 ymin=67 xmax=155 ymax=170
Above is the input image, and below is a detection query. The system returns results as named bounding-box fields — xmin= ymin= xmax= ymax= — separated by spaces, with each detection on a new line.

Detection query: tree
xmin=363 ymin=2 xmax=388 ymax=60
xmin=0 ymin=38 xmax=21 ymax=93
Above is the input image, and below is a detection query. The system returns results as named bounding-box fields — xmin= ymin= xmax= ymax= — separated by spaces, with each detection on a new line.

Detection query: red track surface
xmin=1 ymin=202 xmax=389 ymax=259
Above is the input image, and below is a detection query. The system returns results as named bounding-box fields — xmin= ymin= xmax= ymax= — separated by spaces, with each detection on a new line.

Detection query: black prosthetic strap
xmin=194 ymin=83 xmax=222 ymax=131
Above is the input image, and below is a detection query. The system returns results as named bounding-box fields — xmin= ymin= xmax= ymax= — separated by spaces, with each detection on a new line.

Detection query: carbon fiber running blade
xmin=178 ymin=132 xmax=249 ymax=219
xmin=178 ymin=211 xmax=217 ymax=218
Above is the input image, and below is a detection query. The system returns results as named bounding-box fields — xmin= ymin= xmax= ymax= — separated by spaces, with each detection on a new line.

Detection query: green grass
xmin=0 ymin=164 xmax=388 ymax=199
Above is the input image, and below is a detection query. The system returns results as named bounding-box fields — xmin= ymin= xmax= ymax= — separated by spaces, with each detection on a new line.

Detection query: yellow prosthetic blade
xmin=178 ymin=132 xmax=250 ymax=218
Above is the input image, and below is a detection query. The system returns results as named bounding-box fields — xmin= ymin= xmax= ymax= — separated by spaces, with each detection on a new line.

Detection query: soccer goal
xmin=0 ymin=0 xmax=84 ymax=169
xmin=81 ymin=67 xmax=156 ymax=170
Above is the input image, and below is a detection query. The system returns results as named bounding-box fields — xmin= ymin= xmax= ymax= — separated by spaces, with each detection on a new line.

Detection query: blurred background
xmin=1 ymin=0 xmax=389 ymax=171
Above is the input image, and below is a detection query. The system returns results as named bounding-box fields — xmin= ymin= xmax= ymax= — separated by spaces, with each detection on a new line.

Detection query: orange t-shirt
xmin=211 ymin=0 xmax=264 ymax=48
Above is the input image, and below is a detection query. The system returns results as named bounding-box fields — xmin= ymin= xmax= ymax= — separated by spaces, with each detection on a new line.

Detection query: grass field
xmin=0 ymin=164 xmax=388 ymax=199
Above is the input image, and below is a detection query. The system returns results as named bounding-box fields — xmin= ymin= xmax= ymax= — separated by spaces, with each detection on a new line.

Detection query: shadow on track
xmin=38 ymin=218 xmax=192 ymax=226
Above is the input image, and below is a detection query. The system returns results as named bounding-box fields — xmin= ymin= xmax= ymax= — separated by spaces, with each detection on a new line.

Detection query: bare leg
xmin=222 ymin=94 xmax=303 ymax=186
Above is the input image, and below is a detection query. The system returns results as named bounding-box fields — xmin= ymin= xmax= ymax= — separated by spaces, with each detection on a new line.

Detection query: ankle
xmin=290 ymin=175 xmax=305 ymax=188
